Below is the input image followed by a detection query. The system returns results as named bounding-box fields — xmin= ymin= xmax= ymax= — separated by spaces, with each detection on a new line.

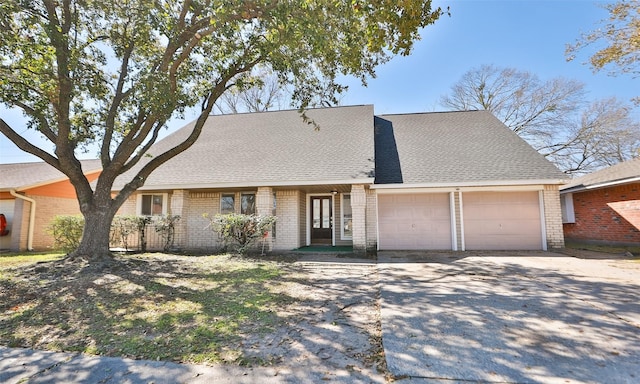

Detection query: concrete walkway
xmin=378 ymin=251 xmax=640 ymax=383
xmin=0 ymin=345 xmax=381 ymax=384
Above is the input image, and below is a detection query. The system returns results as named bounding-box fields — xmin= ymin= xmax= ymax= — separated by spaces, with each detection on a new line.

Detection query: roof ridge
xmin=211 ymin=104 xmax=373 ymax=117
xmin=376 ymin=110 xmax=487 ymax=118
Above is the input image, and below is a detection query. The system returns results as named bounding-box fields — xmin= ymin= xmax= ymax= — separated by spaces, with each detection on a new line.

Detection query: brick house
xmin=0 ymin=160 xmax=101 ymax=251
xmin=560 ymin=158 xmax=640 ymax=246
xmin=113 ymin=105 xmax=568 ymax=252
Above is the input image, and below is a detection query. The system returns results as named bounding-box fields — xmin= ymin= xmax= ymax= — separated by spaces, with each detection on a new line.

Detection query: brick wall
xmin=274 ymin=190 xmax=301 ymax=250
xmin=543 ymin=185 xmax=565 ymax=249
xmin=365 ymin=188 xmax=377 ymax=250
xmin=453 ymin=191 xmax=463 ymax=251
xmin=563 ymin=183 xmax=640 ymax=245
xmin=187 ymin=192 xmax=220 ymax=250
xmin=27 ymin=194 xmax=81 ymax=250
xmin=119 ymin=195 xmax=137 ymax=215
xmin=299 ymin=191 xmax=307 ymax=247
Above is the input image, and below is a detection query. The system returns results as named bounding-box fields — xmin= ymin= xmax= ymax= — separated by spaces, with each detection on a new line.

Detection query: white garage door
xmin=378 ymin=193 xmax=452 ymax=250
xmin=463 ymin=191 xmax=542 ymax=250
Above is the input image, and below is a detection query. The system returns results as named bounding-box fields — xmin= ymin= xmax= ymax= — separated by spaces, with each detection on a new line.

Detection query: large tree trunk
xmin=68 ymin=204 xmax=117 ymax=263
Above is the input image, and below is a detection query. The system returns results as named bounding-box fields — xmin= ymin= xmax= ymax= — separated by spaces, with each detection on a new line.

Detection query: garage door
xmin=463 ymin=191 xmax=542 ymax=250
xmin=378 ymin=193 xmax=452 ymax=250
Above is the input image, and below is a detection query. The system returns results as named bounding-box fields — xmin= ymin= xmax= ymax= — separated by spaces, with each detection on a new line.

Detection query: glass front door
xmin=310 ymin=196 xmax=332 ymax=244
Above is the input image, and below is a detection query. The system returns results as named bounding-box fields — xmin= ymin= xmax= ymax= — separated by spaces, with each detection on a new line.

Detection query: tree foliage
xmin=0 ymin=0 xmax=445 ymax=261
xmin=440 ymin=64 xmax=640 ymax=175
xmin=566 ymin=0 xmax=640 ymax=104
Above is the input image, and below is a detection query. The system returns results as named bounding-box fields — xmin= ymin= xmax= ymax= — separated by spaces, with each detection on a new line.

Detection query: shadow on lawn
xmin=0 ymin=254 xmax=384 ymax=383
xmin=379 ymin=256 xmax=640 ymax=383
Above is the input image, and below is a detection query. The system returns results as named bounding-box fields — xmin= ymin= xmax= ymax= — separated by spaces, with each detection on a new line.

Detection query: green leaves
xmin=567 ymin=0 xmax=640 ymax=86
xmin=1 ymin=1 xmax=443 ymax=258
xmin=205 ymin=213 xmax=276 ymax=254
xmin=2 ymin=0 xmax=444 ymax=149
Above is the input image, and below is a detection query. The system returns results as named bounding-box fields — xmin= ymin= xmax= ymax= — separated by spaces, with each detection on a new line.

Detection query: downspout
xmin=10 ymin=190 xmax=35 ymax=251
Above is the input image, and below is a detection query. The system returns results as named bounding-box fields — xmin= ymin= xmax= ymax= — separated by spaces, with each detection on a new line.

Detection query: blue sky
xmin=1 ymin=0 xmax=637 ymax=164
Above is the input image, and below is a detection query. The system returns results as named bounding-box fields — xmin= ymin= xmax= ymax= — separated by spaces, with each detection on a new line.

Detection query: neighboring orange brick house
xmin=560 ymin=158 xmax=640 ymax=246
xmin=0 ymin=160 xmax=101 ymax=251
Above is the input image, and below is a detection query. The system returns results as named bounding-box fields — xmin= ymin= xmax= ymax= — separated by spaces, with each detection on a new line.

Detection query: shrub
xmin=205 ymin=213 xmax=276 ymax=254
xmin=48 ymin=215 xmax=84 ymax=252
xmin=110 ymin=215 xmax=151 ymax=251
xmin=154 ymin=214 xmax=181 ymax=251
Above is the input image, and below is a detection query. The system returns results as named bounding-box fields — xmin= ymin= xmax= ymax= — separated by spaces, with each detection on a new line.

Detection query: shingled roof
xmin=113 ymin=105 xmax=375 ymax=190
xmin=561 ymin=158 xmax=640 ymax=193
xmin=374 ymin=110 xmax=567 ymax=186
xmin=0 ymin=159 xmax=102 ymax=191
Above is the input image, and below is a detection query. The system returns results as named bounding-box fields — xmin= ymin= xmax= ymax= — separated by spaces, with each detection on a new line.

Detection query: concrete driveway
xmin=378 ymin=251 xmax=640 ymax=383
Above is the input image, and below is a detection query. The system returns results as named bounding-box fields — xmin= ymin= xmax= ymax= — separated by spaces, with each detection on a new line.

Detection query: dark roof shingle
xmin=114 ymin=105 xmax=375 ymax=189
xmin=375 ymin=111 xmax=566 ymax=185
xmin=0 ymin=159 xmax=102 ymax=190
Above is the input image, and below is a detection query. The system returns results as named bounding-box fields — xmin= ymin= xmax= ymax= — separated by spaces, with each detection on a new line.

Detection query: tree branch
xmin=0 ymin=118 xmax=60 ymax=169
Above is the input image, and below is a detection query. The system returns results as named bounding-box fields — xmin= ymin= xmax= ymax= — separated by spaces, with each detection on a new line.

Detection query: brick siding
xmin=25 ymin=194 xmax=81 ymax=251
xmin=543 ymin=186 xmax=565 ymax=249
xmin=563 ymin=183 xmax=640 ymax=245
xmin=365 ymin=188 xmax=377 ymax=250
xmin=274 ymin=190 xmax=302 ymax=250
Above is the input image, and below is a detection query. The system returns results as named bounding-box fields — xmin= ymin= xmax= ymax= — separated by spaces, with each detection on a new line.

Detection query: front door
xmin=311 ymin=196 xmax=332 ymax=245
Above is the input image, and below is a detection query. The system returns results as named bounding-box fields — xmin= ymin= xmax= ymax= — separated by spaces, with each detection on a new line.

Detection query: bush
xmin=110 ymin=215 xmax=151 ymax=251
xmin=154 ymin=214 xmax=181 ymax=251
xmin=48 ymin=215 xmax=84 ymax=252
xmin=205 ymin=213 xmax=276 ymax=254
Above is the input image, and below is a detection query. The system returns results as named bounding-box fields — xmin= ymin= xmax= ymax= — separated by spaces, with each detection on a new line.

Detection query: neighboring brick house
xmin=113 ymin=105 xmax=568 ymax=252
xmin=560 ymin=158 xmax=640 ymax=246
xmin=0 ymin=160 xmax=102 ymax=251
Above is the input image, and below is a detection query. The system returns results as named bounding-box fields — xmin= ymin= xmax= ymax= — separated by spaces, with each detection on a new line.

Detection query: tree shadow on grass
xmin=0 ymin=254 xmax=386 ymax=383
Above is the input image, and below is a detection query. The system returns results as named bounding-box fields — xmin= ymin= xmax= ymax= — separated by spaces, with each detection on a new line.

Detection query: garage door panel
xmin=465 ymin=206 xmax=540 ymax=220
xmin=463 ymin=191 xmax=542 ymax=250
xmin=378 ymin=193 xmax=452 ymax=250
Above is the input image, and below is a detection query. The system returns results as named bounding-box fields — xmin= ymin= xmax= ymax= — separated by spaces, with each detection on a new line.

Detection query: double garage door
xmin=378 ymin=191 xmax=543 ymax=250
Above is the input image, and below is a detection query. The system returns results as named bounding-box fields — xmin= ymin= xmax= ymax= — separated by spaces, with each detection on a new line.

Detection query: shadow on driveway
xmin=378 ymin=251 xmax=640 ymax=383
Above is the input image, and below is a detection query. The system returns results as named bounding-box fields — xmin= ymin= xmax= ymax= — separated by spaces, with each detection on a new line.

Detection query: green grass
xmin=565 ymin=241 xmax=640 ymax=257
xmin=0 ymin=252 xmax=65 ymax=274
xmin=0 ymin=253 xmax=296 ymax=365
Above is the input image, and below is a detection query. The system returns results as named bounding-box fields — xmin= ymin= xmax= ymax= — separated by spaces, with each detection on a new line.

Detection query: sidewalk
xmin=1 ymin=346 xmax=383 ymax=384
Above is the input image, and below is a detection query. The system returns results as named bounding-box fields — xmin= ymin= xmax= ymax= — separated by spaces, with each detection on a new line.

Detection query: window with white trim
xmin=341 ymin=194 xmax=352 ymax=239
xmin=561 ymin=193 xmax=575 ymax=223
xmin=139 ymin=194 xmax=166 ymax=216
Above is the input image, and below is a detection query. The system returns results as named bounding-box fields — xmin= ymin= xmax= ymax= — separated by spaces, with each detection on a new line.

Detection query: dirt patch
xmin=240 ymin=258 xmax=386 ymax=379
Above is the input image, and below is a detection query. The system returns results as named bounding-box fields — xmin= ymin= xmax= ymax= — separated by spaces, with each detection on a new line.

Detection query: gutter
xmin=371 ymin=179 xmax=569 ymax=190
xmin=560 ymin=176 xmax=640 ymax=194
xmin=9 ymin=190 xmax=35 ymax=251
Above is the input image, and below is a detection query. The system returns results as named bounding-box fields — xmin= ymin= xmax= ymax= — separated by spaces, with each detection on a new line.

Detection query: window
xmin=221 ymin=194 xmax=235 ymax=214
xmin=140 ymin=194 xmax=165 ymax=216
xmin=341 ymin=194 xmax=352 ymax=239
xmin=561 ymin=193 xmax=575 ymax=224
xmin=241 ymin=193 xmax=256 ymax=215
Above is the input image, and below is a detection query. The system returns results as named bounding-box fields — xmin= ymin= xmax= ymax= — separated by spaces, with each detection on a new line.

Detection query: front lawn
xmin=565 ymin=241 xmax=640 ymax=258
xmin=0 ymin=252 xmax=65 ymax=270
xmin=0 ymin=253 xmax=296 ymax=365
